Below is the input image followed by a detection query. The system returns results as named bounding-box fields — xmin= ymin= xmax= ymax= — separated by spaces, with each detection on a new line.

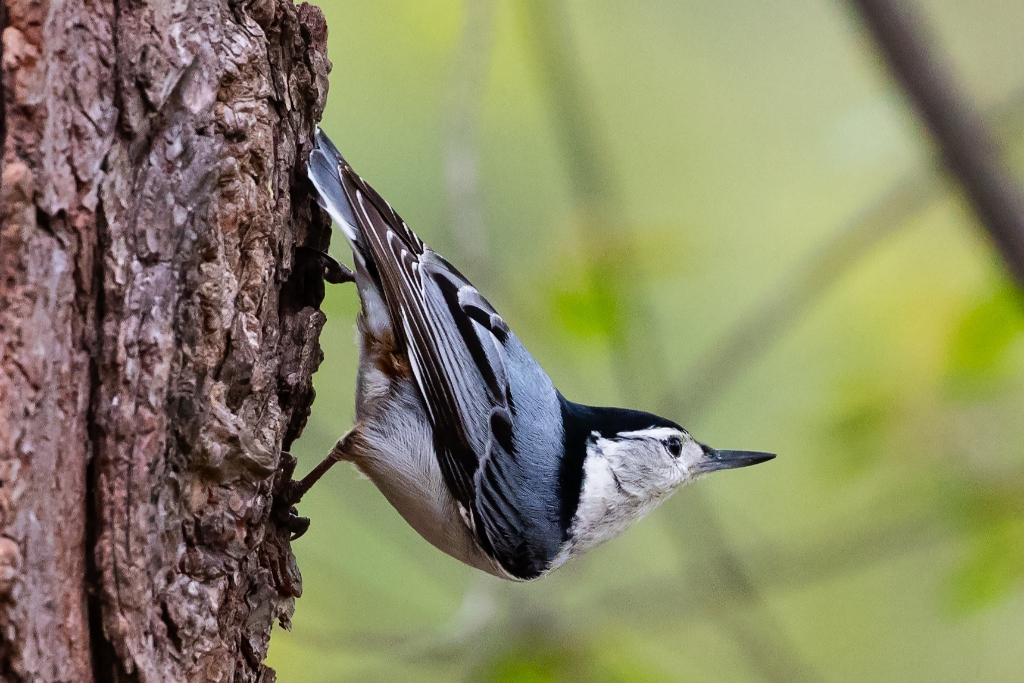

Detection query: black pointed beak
xmin=698 ymin=447 xmax=776 ymax=473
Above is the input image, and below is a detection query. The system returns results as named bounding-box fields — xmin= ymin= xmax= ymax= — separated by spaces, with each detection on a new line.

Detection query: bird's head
xmin=586 ymin=422 xmax=775 ymax=496
xmin=558 ymin=400 xmax=774 ymax=560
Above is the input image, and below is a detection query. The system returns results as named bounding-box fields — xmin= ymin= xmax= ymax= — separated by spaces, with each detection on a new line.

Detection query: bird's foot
xmin=274 ymin=452 xmax=312 ymax=540
xmin=297 ymin=246 xmax=355 ymax=284
xmin=273 ymin=441 xmax=349 ymax=540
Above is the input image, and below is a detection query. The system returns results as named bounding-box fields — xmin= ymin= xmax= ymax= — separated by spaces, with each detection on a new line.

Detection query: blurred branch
xmin=442 ymin=0 xmax=498 ymax=278
xmin=519 ymin=0 xmax=668 ymax=408
xmin=518 ymin=1 xmax=820 ymax=681
xmin=666 ymin=494 xmax=821 ymax=683
xmin=517 ymin=1 xmax=614 ymax=207
xmin=671 ymin=176 xmax=935 ymax=418
xmin=848 ymin=0 xmax=1024 ymax=287
xmin=600 ymin=513 xmax=947 ymax=625
xmin=671 ymin=85 xmax=1024 ymax=420
xmin=744 ymin=514 xmax=946 ymax=590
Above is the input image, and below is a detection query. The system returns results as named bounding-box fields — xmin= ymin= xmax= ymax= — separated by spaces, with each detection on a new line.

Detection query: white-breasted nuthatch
xmin=285 ymin=129 xmax=774 ymax=581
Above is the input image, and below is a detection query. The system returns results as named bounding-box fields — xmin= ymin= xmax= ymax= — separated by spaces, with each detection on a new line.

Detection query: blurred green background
xmin=268 ymin=0 xmax=1024 ymax=680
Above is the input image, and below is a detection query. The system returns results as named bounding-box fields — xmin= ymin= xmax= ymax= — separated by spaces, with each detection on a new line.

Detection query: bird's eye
xmin=666 ymin=436 xmax=683 ymax=457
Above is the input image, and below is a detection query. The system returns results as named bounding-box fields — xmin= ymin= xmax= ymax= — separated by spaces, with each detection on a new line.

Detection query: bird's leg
xmin=293 ymin=438 xmax=350 ymax=499
xmin=297 ymin=245 xmax=355 ymax=284
xmin=274 ymin=437 xmax=351 ymax=540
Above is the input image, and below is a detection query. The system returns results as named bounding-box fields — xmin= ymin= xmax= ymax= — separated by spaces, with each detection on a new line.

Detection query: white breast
xmin=348 ymin=322 xmax=508 ymax=578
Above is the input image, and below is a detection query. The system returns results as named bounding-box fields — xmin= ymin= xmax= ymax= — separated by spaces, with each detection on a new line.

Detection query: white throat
xmin=550 ymin=434 xmax=680 ymax=570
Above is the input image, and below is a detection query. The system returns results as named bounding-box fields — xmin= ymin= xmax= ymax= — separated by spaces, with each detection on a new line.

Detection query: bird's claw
xmin=273 ymin=442 xmax=348 ymax=540
xmin=323 ymin=258 xmax=355 ymax=285
xmin=283 ymin=509 xmax=311 ymax=540
xmin=297 ymin=246 xmax=354 ymax=284
xmin=274 ymin=452 xmax=312 ymax=540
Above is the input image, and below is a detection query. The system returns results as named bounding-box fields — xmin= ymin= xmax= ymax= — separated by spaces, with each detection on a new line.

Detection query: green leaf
xmin=946 ymin=279 xmax=1024 ymax=396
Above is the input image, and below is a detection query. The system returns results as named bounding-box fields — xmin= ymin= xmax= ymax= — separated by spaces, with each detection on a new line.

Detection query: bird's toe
xmin=283 ymin=509 xmax=311 ymax=540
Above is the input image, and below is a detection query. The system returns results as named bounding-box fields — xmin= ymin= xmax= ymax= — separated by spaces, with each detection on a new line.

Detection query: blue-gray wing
xmin=319 ymin=144 xmax=538 ymax=577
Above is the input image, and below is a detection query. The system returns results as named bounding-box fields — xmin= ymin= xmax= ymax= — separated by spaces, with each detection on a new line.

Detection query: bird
xmin=284 ymin=128 xmax=775 ymax=581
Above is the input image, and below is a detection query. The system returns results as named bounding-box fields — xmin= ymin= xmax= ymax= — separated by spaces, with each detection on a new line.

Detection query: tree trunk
xmin=0 ymin=0 xmax=332 ymax=679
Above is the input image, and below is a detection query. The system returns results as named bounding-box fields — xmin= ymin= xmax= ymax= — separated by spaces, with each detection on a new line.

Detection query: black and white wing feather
xmin=308 ymin=131 xmax=535 ymax=577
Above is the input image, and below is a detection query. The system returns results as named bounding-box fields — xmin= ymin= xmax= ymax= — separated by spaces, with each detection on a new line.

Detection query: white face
xmin=552 ymin=426 xmax=707 ymax=569
xmin=598 ymin=426 xmax=708 ymax=495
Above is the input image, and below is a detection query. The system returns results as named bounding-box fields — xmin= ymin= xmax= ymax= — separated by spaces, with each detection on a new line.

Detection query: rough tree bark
xmin=1 ymin=0 xmax=332 ymax=680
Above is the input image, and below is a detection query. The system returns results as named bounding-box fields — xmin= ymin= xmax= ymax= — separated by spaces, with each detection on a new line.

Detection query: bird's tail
xmin=307 ymin=127 xmax=428 ymax=270
xmin=308 ymin=127 xmax=365 ymax=253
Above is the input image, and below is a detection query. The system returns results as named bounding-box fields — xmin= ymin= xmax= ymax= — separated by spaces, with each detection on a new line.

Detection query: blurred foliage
xmin=268 ymin=0 xmax=1024 ymax=681
xmin=468 ymin=623 xmax=653 ymax=683
xmin=823 ymin=376 xmax=901 ymax=477
xmin=947 ymin=476 xmax=1024 ymax=611
xmin=547 ymin=220 xmax=693 ymax=342
xmin=946 ymin=276 xmax=1024 ymax=396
